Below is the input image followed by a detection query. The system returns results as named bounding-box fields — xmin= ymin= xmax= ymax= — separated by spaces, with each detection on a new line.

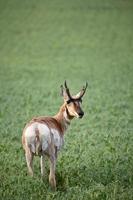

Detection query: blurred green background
xmin=0 ymin=0 xmax=133 ymax=199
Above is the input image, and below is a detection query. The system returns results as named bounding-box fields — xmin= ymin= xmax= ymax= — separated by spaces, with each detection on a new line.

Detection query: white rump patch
xmin=24 ymin=122 xmax=64 ymax=153
xmin=37 ymin=123 xmax=51 ymax=151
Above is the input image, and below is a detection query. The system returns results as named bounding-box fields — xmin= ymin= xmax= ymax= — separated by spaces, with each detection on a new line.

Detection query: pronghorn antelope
xmin=22 ymin=81 xmax=87 ymax=190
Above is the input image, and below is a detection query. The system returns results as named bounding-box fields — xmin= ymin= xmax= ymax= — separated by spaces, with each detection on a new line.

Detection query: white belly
xmin=24 ymin=122 xmax=64 ymax=154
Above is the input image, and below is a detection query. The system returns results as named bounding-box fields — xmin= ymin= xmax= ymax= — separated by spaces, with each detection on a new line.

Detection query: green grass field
xmin=0 ymin=0 xmax=133 ymax=199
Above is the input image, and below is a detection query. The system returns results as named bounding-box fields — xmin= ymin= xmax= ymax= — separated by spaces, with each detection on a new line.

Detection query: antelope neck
xmin=54 ymin=104 xmax=73 ymax=133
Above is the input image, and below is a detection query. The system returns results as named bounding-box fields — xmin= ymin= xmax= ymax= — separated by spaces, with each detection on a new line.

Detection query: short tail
xmin=35 ymin=128 xmax=41 ymax=155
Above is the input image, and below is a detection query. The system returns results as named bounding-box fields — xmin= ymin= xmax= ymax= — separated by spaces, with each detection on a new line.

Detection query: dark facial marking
xmin=66 ymin=98 xmax=82 ymax=104
xmin=74 ymin=101 xmax=84 ymax=118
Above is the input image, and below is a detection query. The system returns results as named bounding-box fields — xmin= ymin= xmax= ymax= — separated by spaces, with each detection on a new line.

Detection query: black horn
xmin=79 ymin=82 xmax=88 ymax=98
xmin=64 ymin=80 xmax=72 ymax=100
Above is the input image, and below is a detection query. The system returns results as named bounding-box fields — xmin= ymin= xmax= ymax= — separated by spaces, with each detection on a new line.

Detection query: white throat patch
xmin=63 ymin=110 xmax=71 ymax=130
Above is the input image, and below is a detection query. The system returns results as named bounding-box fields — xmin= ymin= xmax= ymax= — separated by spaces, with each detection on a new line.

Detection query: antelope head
xmin=61 ymin=81 xmax=88 ymax=119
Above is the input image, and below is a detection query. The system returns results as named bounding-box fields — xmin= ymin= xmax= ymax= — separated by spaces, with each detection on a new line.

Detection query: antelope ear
xmin=76 ymin=82 xmax=88 ymax=99
xmin=75 ymin=92 xmax=81 ymax=99
xmin=60 ymin=85 xmax=64 ymax=96
xmin=60 ymin=85 xmax=69 ymax=100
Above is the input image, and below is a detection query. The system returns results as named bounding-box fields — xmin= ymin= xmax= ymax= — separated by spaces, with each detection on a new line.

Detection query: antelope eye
xmin=66 ymin=99 xmax=72 ymax=104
